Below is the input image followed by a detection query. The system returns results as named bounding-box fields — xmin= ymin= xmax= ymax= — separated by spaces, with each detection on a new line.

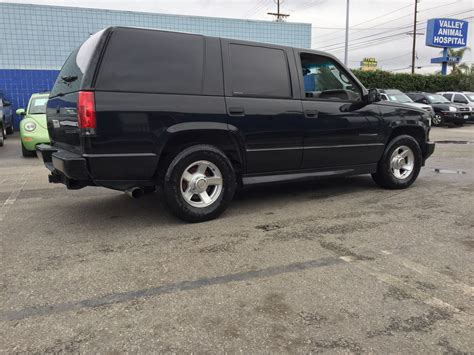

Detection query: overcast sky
xmin=2 ymin=0 xmax=473 ymax=73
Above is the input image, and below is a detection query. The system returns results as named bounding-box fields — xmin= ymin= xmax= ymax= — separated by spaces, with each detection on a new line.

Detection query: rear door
xmin=47 ymin=30 xmax=105 ymax=152
xmin=221 ymin=40 xmax=304 ymax=174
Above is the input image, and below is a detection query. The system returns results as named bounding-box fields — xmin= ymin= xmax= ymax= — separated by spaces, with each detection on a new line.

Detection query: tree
xmin=440 ymin=47 xmax=471 ymax=74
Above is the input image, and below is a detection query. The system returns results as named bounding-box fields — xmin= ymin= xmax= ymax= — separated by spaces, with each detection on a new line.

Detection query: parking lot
xmin=1 ymin=126 xmax=473 ymax=353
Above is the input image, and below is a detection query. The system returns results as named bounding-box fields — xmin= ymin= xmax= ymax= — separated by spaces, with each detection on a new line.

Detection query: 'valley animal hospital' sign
xmin=426 ymin=18 xmax=468 ymax=48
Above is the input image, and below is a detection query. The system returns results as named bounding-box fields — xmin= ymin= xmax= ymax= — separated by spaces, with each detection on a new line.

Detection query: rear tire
xmin=371 ymin=135 xmax=422 ymax=190
xmin=6 ymin=125 xmax=14 ymax=135
xmin=163 ymin=145 xmax=236 ymax=222
xmin=22 ymin=142 xmax=36 ymax=157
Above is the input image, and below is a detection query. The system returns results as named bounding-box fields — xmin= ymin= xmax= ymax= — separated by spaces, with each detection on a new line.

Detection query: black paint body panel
xmin=41 ymin=26 xmax=434 ymax=191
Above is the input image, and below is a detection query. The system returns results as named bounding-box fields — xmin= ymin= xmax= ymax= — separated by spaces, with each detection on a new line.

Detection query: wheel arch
xmin=386 ymin=124 xmax=426 ymax=150
xmin=156 ymin=125 xmax=245 ymax=185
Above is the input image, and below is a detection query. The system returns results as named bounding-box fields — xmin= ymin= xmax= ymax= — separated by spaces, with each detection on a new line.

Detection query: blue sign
xmin=426 ymin=18 xmax=468 ymax=48
xmin=431 ymin=56 xmax=461 ymax=64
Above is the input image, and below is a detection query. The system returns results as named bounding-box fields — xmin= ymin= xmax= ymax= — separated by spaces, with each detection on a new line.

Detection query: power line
xmin=312 ymin=0 xmax=465 ymax=46
xmin=312 ymin=3 xmax=413 ymax=41
xmin=317 ymin=9 xmax=473 ymax=51
xmin=327 ymin=15 xmax=473 ymax=53
xmin=267 ymin=0 xmax=290 ymax=21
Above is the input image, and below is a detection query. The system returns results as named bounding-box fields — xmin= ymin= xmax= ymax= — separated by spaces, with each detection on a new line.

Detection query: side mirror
xmin=16 ymin=108 xmax=26 ymax=116
xmin=365 ymin=89 xmax=381 ymax=104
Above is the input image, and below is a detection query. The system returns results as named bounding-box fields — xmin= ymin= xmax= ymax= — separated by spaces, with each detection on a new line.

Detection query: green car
xmin=17 ymin=93 xmax=50 ymax=157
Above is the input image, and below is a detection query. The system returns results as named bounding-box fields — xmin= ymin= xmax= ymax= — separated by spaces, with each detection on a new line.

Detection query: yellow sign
xmin=360 ymin=57 xmax=378 ymax=71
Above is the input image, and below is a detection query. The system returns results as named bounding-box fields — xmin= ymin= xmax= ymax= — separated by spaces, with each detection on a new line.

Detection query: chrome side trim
xmin=246 ymin=143 xmax=384 ymax=152
xmin=242 ymin=163 xmax=377 ymax=185
xmin=246 ymin=146 xmax=301 ymax=152
xmin=304 ymin=143 xmax=384 ymax=149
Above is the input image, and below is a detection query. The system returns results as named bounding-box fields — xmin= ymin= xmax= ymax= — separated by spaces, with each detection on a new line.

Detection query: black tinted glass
xmin=229 ymin=44 xmax=291 ymax=98
xmin=50 ymin=30 xmax=104 ymax=98
xmin=97 ymin=29 xmax=204 ymax=95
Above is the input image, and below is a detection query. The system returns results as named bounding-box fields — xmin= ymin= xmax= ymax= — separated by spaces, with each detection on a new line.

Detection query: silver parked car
xmin=437 ymin=92 xmax=474 ymax=121
xmin=378 ymin=89 xmax=434 ymax=120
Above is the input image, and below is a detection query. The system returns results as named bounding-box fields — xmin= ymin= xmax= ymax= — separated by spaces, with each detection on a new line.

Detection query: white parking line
xmin=0 ymin=174 xmax=29 ymax=222
xmin=339 ymin=256 xmax=471 ymax=321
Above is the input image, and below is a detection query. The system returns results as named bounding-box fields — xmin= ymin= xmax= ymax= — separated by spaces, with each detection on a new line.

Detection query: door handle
xmin=228 ymin=107 xmax=245 ymax=116
xmin=304 ymin=109 xmax=318 ymax=118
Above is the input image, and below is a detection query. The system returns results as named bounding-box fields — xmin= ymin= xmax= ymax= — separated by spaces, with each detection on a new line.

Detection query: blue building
xmin=0 ymin=3 xmax=311 ymax=129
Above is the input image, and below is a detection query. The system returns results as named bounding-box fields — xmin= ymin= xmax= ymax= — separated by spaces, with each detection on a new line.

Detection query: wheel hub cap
xmin=180 ymin=160 xmax=223 ymax=208
xmin=193 ymin=176 xmax=208 ymax=193
xmin=390 ymin=145 xmax=415 ymax=180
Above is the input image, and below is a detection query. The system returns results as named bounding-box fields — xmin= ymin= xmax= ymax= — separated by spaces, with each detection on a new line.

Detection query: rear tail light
xmin=77 ymin=91 xmax=96 ymax=132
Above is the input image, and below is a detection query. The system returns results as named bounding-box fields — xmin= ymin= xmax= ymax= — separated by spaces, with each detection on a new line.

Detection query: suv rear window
xmin=50 ymin=30 xmax=104 ymax=98
xmin=96 ymin=28 xmax=205 ymax=95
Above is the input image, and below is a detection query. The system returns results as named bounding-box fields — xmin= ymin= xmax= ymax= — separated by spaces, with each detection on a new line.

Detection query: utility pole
xmin=411 ymin=0 xmax=419 ymax=74
xmin=344 ymin=0 xmax=350 ymax=66
xmin=267 ymin=0 xmax=289 ymax=22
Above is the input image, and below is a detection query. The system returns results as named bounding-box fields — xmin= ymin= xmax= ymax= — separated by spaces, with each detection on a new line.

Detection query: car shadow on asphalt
xmin=51 ymin=175 xmax=378 ymax=227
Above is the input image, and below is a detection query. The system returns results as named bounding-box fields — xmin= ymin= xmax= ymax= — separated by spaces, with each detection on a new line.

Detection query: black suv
xmin=406 ymin=92 xmax=469 ymax=126
xmin=37 ymin=27 xmax=434 ymax=222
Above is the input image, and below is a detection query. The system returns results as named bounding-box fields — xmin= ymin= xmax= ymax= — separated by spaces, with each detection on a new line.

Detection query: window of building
xmin=229 ymin=44 xmax=291 ymax=98
xmin=300 ymin=53 xmax=361 ymax=101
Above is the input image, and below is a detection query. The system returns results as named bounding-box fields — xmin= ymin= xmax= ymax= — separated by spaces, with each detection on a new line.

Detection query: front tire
xmin=6 ymin=124 xmax=14 ymax=135
xmin=432 ymin=114 xmax=443 ymax=127
xmin=22 ymin=142 xmax=36 ymax=157
xmin=163 ymin=145 xmax=236 ymax=222
xmin=371 ymin=135 xmax=422 ymax=189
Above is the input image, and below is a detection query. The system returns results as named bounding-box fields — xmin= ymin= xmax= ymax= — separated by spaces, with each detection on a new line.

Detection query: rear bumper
xmin=36 ymin=144 xmax=157 ymax=191
xmin=36 ymin=144 xmax=89 ymax=180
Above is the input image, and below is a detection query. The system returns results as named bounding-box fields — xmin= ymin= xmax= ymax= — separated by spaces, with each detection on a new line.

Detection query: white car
xmin=437 ymin=92 xmax=474 ymax=121
xmin=378 ymin=89 xmax=435 ymax=116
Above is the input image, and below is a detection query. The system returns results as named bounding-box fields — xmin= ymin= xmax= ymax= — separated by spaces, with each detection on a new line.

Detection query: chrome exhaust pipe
xmin=125 ymin=187 xmax=144 ymax=199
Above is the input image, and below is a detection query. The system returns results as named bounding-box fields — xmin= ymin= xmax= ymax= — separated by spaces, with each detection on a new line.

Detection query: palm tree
xmin=440 ymin=47 xmax=471 ymax=74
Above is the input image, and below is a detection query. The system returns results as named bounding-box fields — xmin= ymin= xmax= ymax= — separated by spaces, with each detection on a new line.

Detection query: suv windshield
xmin=50 ymin=30 xmax=104 ymax=98
xmin=427 ymin=94 xmax=450 ymax=104
xmin=28 ymin=97 xmax=48 ymax=114
xmin=384 ymin=90 xmax=413 ymax=103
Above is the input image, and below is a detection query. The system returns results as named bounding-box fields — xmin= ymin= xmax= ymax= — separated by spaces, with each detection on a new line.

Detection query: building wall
xmin=0 ymin=3 xmax=312 ymax=129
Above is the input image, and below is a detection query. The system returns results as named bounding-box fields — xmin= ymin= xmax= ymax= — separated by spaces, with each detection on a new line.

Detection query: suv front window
xmin=300 ymin=53 xmax=361 ymax=101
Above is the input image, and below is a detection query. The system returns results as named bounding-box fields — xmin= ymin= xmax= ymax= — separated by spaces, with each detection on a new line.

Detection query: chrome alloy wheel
xmin=433 ymin=114 xmax=442 ymax=126
xmin=180 ymin=160 xmax=223 ymax=208
xmin=390 ymin=145 xmax=415 ymax=180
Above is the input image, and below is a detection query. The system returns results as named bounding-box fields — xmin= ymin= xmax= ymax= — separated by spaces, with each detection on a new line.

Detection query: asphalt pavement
xmin=1 ymin=126 xmax=473 ymax=353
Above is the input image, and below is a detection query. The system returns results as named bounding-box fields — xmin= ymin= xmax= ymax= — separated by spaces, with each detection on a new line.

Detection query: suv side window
xmin=228 ymin=44 xmax=291 ymax=98
xmin=443 ymin=93 xmax=453 ymax=101
xmin=300 ymin=53 xmax=361 ymax=101
xmin=97 ymin=29 xmax=205 ymax=95
xmin=453 ymin=94 xmax=468 ymax=104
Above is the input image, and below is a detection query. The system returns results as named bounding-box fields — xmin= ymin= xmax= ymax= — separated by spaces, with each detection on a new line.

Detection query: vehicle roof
xmin=30 ymin=92 xmax=49 ymax=98
xmin=107 ymin=26 xmax=338 ymax=62
xmin=377 ymin=89 xmax=403 ymax=93
xmin=439 ymin=91 xmax=474 ymax=94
